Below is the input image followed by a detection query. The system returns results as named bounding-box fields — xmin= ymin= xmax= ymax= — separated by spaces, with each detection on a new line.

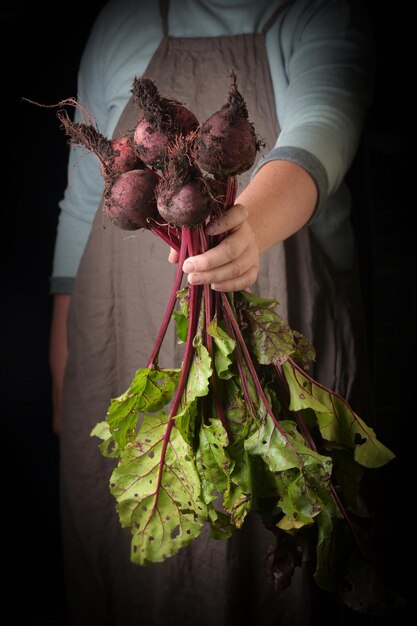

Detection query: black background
xmin=1 ymin=1 xmax=415 ymax=624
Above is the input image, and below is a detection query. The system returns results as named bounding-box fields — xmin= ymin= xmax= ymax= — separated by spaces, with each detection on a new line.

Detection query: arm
xmin=48 ymin=9 xmax=109 ymax=431
xmin=182 ymin=160 xmax=316 ymax=291
xmin=49 ymin=294 xmax=71 ymax=435
xmin=181 ymin=0 xmax=372 ymax=288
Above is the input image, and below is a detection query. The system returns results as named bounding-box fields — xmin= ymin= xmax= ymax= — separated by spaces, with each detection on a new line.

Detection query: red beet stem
xmin=220 ymin=292 xmax=303 ymax=463
xmin=146 ymin=229 xmax=187 ymax=368
xmin=199 ymin=226 xmax=232 ymax=440
xmin=146 ymin=228 xmax=202 ymax=528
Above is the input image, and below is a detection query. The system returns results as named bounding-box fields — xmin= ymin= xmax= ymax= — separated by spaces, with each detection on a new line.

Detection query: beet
xmin=103 ymin=168 xmax=160 ymax=230
xmin=195 ymin=72 xmax=262 ymax=177
xmin=156 ymin=137 xmax=220 ymax=227
xmin=100 ymin=136 xmax=139 ymax=177
xmin=131 ymin=77 xmax=199 ymax=169
xmin=57 ymin=110 xmax=143 ymax=179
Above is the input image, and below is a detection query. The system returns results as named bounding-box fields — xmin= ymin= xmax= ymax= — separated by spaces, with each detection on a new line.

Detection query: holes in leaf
xmin=149 ymin=536 xmax=154 ymax=542
xmin=110 ymin=483 xmax=116 ymax=488
xmin=184 ymin=454 xmax=191 ymax=461
xmin=354 ymin=433 xmax=367 ymax=446
xmin=186 ymin=530 xmax=191 ymax=535
xmin=133 ymin=545 xmax=138 ymax=553
xmin=262 ymin=441 xmax=267 ymax=445
xmin=213 ymin=443 xmax=219 ymax=449
xmin=148 ymin=451 xmax=155 ymax=459
xmin=171 ymin=525 xmax=180 ymax=539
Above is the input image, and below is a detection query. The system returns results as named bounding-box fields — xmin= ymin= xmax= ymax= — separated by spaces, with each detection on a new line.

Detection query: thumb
xmin=168 ymin=247 xmax=180 ymax=264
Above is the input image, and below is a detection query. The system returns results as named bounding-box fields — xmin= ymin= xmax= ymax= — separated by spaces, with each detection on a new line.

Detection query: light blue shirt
xmin=51 ymin=0 xmax=372 ymax=292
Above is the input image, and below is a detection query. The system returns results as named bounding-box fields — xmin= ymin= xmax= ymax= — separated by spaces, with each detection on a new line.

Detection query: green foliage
xmin=91 ymin=284 xmax=395 ymax=613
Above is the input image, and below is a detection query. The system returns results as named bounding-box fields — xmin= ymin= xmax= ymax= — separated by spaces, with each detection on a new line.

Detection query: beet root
xmin=157 ymin=179 xmax=212 ymax=227
xmin=103 ymin=168 xmax=160 ymax=230
xmin=195 ymin=71 xmax=262 ymax=177
xmin=133 ymin=120 xmax=173 ymax=171
xmin=100 ymin=136 xmax=140 ymax=178
xmin=131 ymin=77 xmax=199 ymax=169
xmin=156 ymin=136 xmax=220 ymax=227
xmin=57 ymin=110 xmax=142 ymax=178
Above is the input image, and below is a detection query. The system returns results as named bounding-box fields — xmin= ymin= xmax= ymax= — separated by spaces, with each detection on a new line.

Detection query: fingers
xmin=168 ymin=247 xmax=179 ymax=264
xmin=210 ymin=266 xmax=259 ymax=292
xmin=184 ymin=226 xmax=251 ymax=274
xmin=183 ymin=220 xmax=259 ymax=292
xmin=206 ymin=203 xmax=248 ymax=236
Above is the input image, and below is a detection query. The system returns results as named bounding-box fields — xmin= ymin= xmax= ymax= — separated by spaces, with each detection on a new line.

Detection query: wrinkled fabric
xmin=60 ymin=19 xmax=371 ymax=626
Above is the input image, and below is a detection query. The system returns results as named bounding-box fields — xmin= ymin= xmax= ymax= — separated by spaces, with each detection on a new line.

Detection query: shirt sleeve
xmin=50 ymin=5 xmax=116 ymax=293
xmin=50 ymin=0 xmax=163 ymax=293
xmin=253 ymin=0 xmax=373 ymax=219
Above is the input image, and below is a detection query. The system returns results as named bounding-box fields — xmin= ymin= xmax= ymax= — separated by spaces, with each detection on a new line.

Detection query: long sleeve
xmin=50 ymin=14 xmax=107 ymax=293
xmin=256 ymin=0 xmax=373 ymax=215
xmin=50 ymin=0 xmax=162 ymax=293
xmin=50 ymin=0 xmax=372 ymax=291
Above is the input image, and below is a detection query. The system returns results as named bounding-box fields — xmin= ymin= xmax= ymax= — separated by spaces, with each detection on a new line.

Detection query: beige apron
xmin=60 ymin=2 xmax=370 ymax=624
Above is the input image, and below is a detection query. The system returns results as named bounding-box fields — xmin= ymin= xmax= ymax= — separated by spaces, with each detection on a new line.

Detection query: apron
xmin=60 ymin=2 xmax=371 ymax=624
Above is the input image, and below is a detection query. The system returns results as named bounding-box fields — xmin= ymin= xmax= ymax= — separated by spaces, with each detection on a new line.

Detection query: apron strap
xmin=159 ymin=0 xmax=169 ymax=38
xmin=261 ymin=0 xmax=294 ymax=35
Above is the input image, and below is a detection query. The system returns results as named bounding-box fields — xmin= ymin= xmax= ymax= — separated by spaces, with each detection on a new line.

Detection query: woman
xmin=50 ymin=1 xmax=373 ymax=623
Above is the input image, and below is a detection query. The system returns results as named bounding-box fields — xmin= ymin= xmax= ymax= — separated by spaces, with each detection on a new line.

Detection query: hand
xmin=168 ymin=161 xmax=318 ymax=290
xmin=169 ymin=204 xmax=260 ymax=292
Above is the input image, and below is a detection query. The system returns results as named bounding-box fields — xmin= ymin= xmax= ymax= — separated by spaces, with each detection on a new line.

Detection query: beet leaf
xmin=110 ymin=411 xmax=207 ymax=564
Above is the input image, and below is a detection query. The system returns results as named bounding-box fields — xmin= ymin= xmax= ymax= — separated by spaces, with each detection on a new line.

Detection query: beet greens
xmin=50 ymin=73 xmax=394 ymax=613
xmin=92 ymin=197 xmax=394 ymax=605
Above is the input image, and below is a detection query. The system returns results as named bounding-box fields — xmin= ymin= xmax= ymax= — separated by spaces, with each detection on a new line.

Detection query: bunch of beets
xmin=58 ymin=72 xmax=394 ymax=611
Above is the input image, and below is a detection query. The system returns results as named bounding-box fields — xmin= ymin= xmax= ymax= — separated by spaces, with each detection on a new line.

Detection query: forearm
xmin=50 ymin=294 xmax=71 ymax=433
xmin=238 ymin=159 xmax=317 ymax=254
xmin=183 ymin=159 xmax=317 ymax=292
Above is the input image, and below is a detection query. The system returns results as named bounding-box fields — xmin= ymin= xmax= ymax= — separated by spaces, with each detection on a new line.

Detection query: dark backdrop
xmin=2 ymin=2 xmax=414 ymax=624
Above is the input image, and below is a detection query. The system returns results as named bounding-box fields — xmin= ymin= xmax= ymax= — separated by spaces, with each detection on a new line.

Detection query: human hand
xmin=168 ymin=204 xmax=259 ymax=292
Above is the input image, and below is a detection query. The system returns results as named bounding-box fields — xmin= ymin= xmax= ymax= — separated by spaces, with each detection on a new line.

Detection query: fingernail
xmin=188 ymin=273 xmax=201 ymax=284
xmin=206 ymin=222 xmax=218 ymax=235
xmin=183 ymin=258 xmax=195 ymax=272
